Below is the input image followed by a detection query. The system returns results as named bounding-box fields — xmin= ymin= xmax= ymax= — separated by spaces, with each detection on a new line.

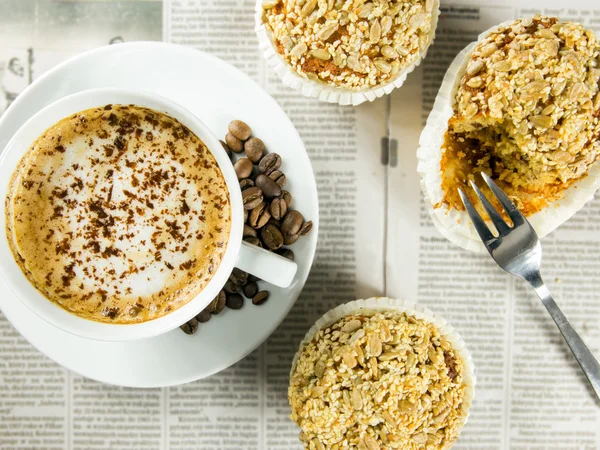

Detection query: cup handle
xmin=235 ymin=241 xmax=297 ymax=289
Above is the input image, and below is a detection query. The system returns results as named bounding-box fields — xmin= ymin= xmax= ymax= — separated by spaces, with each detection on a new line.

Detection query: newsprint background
xmin=1 ymin=0 xmax=600 ymax=449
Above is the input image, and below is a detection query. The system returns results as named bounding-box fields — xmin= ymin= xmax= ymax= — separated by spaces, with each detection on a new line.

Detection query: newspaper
xmin=1 ymin=0 xmax=600 ymax=448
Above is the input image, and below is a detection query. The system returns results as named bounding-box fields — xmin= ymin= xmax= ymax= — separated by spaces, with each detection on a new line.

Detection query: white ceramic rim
xmin=417 ymin=19 xmax=600 ymax=252
xmin=0 ymin=42 xmax=320 ymax=387
xmin=0 ymin=87 xmax=245 ymax=342
xmin=254 ymin=0 xmax=440 ymax=106
xmin=290 ymin=297 xmax=476 ymax=442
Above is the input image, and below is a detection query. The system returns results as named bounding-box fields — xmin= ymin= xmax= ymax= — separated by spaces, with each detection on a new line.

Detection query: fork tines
xmin=458 ymin=173 xmax=525 ymax=242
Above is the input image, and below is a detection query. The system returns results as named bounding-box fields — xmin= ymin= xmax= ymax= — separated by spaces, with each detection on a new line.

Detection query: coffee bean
xmin=249 ymin=201 xmax=271 ymax=229
xmin=184 ymin=119 xmax=321 ymax=335
xmin=243 ymin=224 xmax=257 ymax=238
xmin=230 ymin=268 xmax=248 ymax=286
xmin=211 ymin=291 xmax=226 ymax=314
xmin=228 ymin=120 xmax=251 ymax=141
xmin=196 ymin=307 xmax=212 ymax=323
xmin=243 ymin=282 xmax=259 ymax=298
xmin=277 ymin=248 xmax=295 ymax=261
xmin=226 ymin=293 xmax=244 ymax=310
xmin=244 ymin=236 xmax=262 ymax=247
xmin=180 ymin=318 xmax=198 ymax=335
xmin=270 ymin=197 xmax=288 ymax=220
xmin=248 ymin=274 xmax=261 ymax=282
xmin=234 ymin=158 xmax=253 ymax=180
xmin=261 ymin=223 xmax=284 ymax=250
xmin=252 ymin=291 xmax=269 ymax=305
xmin=255 ymin=174 xmax=281 ymax=198
xmin=269 ymin=170 xmax=286 ymax=188
xmin=284 ymin=233 xmax=299 ymax=245
xmin=281 ymin=210 xmax=303 ymax=236
xmin=244 ymin=137 xmax=265 ymax=163
xmin=258 ymin=153 xmax=282 ymax=175
xmin=281 ymin=190 xmax=292 ymax=208
xmin=225 ymin=132 xmax=243 ymax=153
xmin=224 ymin=280 xmax=239 ymax=294
xmin=220 ymin=140 xmax=232 ymax=158
xmin=299 ymin=220 xmax=313 ymax=235
xmin=239 ymin=179 xmax=255 ymax=191
xmin=242 ymin=187 xmax=263 ymax=210
xmin=268 ymin=217 xmax=281 ymax=228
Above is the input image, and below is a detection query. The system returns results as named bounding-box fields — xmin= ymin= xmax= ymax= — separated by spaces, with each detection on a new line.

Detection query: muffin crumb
xmin=441 ymin=16 xmax=600 ymax=215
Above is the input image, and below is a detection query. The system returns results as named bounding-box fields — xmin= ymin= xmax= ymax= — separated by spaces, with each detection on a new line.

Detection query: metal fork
xmin=459 ymin=172 xmax=600 ymax=401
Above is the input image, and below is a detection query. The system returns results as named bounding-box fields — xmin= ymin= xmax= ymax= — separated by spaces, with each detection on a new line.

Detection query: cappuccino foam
xmin=5 ymin=105 xmax=231 ymax=323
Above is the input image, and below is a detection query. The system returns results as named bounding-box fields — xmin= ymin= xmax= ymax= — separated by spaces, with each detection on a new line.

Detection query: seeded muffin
xmin=260 ymin=0 xmax=436 ymax=91
xmin=289 ymin=306 xmax=472 ymax=450
xmin=441 ymin=16 xmax=600 ymax=215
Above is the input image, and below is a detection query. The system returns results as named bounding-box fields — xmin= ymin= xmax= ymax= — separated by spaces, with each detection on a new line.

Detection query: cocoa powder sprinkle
xmin=5 ymin=104 xmax=231 ymax=324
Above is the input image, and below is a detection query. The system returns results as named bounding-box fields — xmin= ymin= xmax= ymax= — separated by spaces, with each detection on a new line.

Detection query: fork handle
xmin=528 ymin=274 xmax=600 ymax=402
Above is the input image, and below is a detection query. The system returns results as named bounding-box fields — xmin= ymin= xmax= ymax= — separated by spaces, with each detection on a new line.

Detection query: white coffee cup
xmin=0 ymin=88 xmax=297 ymax=341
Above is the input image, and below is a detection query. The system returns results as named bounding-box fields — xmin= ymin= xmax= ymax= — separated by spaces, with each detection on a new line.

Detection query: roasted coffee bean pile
xmin=180 ymin=120 xmax=312 ymax=335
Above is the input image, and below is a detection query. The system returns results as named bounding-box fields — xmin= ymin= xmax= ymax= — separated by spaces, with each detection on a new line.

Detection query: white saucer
xmin=0 ymin=42 xmax=319 ymax=387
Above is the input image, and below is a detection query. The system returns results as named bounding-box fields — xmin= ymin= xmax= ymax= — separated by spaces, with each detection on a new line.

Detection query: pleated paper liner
xmin=290 ymin=297 xmax=476 ymax=441
xmin=417 ymin=20 xmax=600 ymax=253
xmin=254 ymin=0 xmax=440 ymax=106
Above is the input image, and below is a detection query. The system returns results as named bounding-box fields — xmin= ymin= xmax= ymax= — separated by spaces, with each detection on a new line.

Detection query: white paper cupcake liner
xmin=417 ymin=20 xmax=600 ymax=253
xmin=291 ymin=297 xmax=476 ymax=436
xmin=255 ymin=1 xmax=440 ymax=106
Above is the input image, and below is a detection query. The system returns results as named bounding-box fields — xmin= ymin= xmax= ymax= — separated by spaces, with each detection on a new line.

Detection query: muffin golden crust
xmin=441 ymin=16 xmax=600 ymax=215
xmin=261 ymin=0 xmax=435 ymax=90
xmin=289 ymin=311 xmax=467 ymax=450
